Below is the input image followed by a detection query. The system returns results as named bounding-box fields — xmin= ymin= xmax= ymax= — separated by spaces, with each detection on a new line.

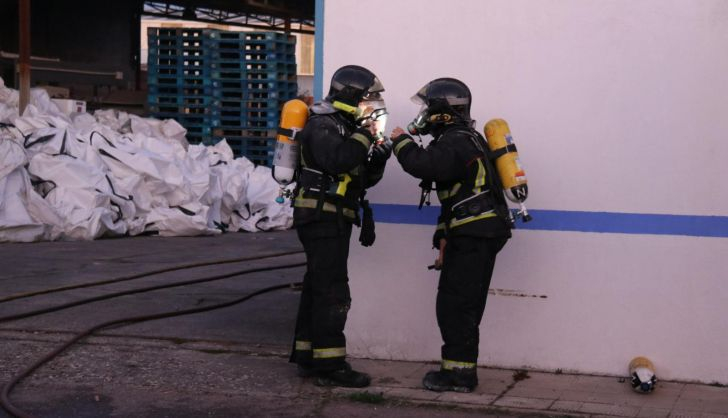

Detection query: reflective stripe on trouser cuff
xmin=313 ymin=347 xmax=346 ymax=359
xmin=442 ymin=359 xmax=476 ymax=370
xmin=295 ymin=340 xmax=312 ymax=351
xmin=350 ymin=132 xmax=372 ymax=150
xmin=394 ymin=138 xmax=413 ymax=156
xmin=294 ymin=198 xmax=356 ymax=219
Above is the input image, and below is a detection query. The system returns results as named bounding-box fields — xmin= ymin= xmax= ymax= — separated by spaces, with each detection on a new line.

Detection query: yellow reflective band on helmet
xmin=473 ymin=159 xmax=487 ymax=194
xmin=295 ymin=340 xmax=312 ymax=351
xmin=394 ymin=138 xmax=413 ymax=156
xmin=442 ymin=359 xmax=476 ymax=370
xmin=332 ymin=100 xmax=362 ymax=117
xmin=449 ymin=211 xmax=497 ymax=229
xmin=437 ymin=183 xmax=462 ymax=201
xmin=350 ymin=132 xmax=372 ymax=150
xmin=336 ymin=173 xmax=352 ymax=196
xmin=313 ymin=347 xmax=346 ymax=359
xmin=294 ymin=197 xmax=356 ymax=219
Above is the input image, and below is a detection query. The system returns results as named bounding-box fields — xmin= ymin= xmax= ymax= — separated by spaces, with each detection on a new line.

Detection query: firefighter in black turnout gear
xmin=389 ymin=78 xmax=512 ymax=393
xmin=290 ymin=65 xmax=391 ymax=388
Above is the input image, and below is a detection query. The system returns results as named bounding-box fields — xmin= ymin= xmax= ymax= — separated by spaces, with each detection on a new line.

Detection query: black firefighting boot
xmin=314 ymin=362 xmax=371 ymax=388
xmin=296 ymin=363 xmax=316 ymax=378
xmin=422 ymin=368 xmax=478 ymax=393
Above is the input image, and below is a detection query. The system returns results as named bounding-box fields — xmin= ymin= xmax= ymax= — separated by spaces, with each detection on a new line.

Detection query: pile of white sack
xmin=0 ymin=77 xmax=293 ymax=242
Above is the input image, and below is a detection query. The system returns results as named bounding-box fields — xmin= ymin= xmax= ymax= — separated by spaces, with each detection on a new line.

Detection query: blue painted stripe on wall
xmin=313 ymin=0 xmax=325 ymax=101
xmin=369 ymin=204 xmax=728 ymax=238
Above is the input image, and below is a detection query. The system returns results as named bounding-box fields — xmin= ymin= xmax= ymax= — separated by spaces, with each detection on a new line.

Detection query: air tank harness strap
xmin=277 ymin=126 xmax=299 ymax=139
xmin=298 ymin=167 xmax=333 ymax=219
xmin=488 ymin=143 xmax=517 ymax=160
xmin=465 ymin=129 xmax=515 ymax=228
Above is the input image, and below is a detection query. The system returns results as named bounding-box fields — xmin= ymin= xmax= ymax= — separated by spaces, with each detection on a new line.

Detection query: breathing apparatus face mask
xmin=407 ymin=104 xmax=430 ymax=136
xmin=357 ymin=99 xmax=388 ymax=140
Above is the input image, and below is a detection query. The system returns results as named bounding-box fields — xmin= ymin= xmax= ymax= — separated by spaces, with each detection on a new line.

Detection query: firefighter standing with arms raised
xmin=389 ymin=78 xmax=513 ymax=393
xmin=288 ymin=65 xmax=391 ymax=388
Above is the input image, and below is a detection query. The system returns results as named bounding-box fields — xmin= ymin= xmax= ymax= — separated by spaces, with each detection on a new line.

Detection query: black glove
xmin=359 ymin=200 xmax=376 ymax=247
xmin=369 ymin=140 xmax=392 ymax=166
xmin=432 ymin=216 xmax=446 ymax=249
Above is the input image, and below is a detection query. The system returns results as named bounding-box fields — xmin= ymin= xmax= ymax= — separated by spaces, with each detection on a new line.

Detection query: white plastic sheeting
xmin=0 ymin=77 xmax=293 ymax=242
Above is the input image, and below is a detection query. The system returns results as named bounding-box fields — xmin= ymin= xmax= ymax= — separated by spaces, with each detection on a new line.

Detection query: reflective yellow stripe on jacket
xmin=394 ymin=137 xmax=414 ymax=156
xmin=472 ymin=159 xmax=487 ymax=193
xmin=350 ymin=132 xmax=372 ymax=150
xmin=437 ymin=183 xmax=462 ymax=201
xmin=449 ymin=211 xmax=497 ymax=229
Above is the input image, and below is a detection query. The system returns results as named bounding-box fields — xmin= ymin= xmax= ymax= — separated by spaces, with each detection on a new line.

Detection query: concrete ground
xmin=0 ymin=231 xmax=726 ymax=418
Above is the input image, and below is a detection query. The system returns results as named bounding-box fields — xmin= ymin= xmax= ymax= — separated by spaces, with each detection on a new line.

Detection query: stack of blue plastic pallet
xmin=147 ymin=28 xmax=298 ymax=166
xmin=147 ymin=28 xmax=218 ymax=146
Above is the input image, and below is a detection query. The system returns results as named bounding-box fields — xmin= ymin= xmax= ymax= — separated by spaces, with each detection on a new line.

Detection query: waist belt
xmin=448 ymin=191 xmax=496 ymax=228
xmin=294 ymin=197 xmax=357 ymax=219
xmin=298 ymin=167 xmax=351 ymax=198
xmin=295 ymin=167 xmax=357 ymax=223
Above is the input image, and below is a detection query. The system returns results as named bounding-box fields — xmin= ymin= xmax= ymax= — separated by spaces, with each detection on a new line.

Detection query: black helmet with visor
xmin=407 ymin=78 xmax=472 ymax=135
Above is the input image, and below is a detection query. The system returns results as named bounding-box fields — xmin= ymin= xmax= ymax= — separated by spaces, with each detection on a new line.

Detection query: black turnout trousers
xmin=437 ymin=235 xmax=508 ymax=366
xmin=291 ymin=221 xmax=352 ymax=372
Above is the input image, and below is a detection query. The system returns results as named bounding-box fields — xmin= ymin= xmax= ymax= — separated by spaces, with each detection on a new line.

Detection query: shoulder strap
xmin=445 ymin=126 xmax=515 ymax=228
xmin=299 ymin=114 xmax=327 ymax=171
xmin=448 ymin=125 xmax=491 ymax=161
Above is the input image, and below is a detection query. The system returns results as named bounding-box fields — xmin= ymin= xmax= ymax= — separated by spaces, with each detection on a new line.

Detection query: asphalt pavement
xmin=0 ymin=231 xmax=725 ymax=417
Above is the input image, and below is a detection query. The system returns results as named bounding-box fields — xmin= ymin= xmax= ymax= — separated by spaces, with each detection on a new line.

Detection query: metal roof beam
xmin=142 ymin=1 xmax=314 ymax=34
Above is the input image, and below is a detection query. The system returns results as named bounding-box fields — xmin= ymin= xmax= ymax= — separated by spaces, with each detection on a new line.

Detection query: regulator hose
xmin=1 ymin=266 xmax=304 ymax=418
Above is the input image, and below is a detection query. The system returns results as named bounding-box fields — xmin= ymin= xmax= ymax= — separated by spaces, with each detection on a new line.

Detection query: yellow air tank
xmin=484 ymin=118 xmax=532 ymax=222
xmin=273 ymin=99 xmax=308 ymax=203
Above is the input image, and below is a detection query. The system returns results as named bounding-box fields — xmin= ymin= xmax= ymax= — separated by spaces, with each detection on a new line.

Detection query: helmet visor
xmin=369 ymin=76 xmax=384 ymax=93
xmin=362 ymin=76 xmax=385 ymax=101
xmin=410 ymin=84 xmax=428 ymax=105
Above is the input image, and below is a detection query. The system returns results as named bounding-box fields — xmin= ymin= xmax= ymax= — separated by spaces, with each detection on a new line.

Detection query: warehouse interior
xmin=0 ymin=0 xmax=314 ymax=154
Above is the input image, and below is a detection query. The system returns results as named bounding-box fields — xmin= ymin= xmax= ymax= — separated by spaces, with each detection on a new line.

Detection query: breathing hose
xmin=0 ymin=255 xmax=306 ymax=323
xmin=0 ymin=250 xmax=304 ymax=304
xmin=1 ymin=263 xmax=305 ymax=418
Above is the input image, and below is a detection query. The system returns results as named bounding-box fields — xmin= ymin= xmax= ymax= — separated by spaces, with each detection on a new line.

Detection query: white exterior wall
xmin=320 ymin=0 xmax=728 ymax=383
